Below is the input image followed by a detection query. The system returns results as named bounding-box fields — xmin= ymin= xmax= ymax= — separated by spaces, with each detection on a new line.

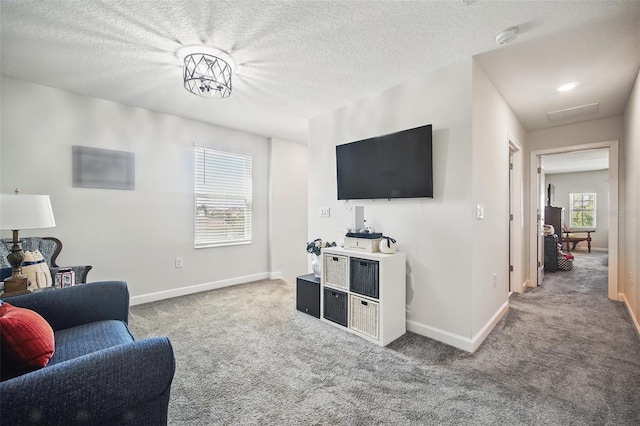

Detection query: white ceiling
xmin=542 ymin=148 xmax=609 ymax=174
xmin=1 ymin=1 xmax=639 ymax=143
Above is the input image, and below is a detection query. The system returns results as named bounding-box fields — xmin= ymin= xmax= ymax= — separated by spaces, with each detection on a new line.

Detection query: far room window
xmin=569 ymin=192 xmax=596 ymax=229
xmin=195 ymin=147 xmax=252 ymax=248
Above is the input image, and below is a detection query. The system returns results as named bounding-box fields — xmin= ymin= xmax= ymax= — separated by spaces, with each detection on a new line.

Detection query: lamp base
xmin=3 ymin=274 xmax=31 ymax=297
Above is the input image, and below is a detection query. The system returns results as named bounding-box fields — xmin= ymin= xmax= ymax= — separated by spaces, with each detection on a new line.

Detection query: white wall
xmin=309 ymin=59 xmax=475 ymax=345
xmin=525 ymin=116 xmax=625 ymax=283
xmin=0 ymin=76 xmax=308 ymax=301
xmin=308 ymin=58 xmax=525 ymax=351
xmin=546 ymin=170 xmax=609 ymax=250
xmin=470 ymin=61 xmax=527 ymax=336
xmin=622 ymin=69 xmax=640 ymax=333
xmin=269 ymin=137 xmax=308 ymax=285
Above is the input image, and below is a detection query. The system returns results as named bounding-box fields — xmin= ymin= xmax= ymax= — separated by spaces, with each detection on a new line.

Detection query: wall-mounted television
xmin=336 ymin=124 xmax=433 ymax=200
xmin=547 ymin=183 xmax=555 ymax=206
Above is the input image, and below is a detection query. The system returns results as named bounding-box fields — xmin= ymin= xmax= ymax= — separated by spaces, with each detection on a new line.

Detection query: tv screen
xmin=336 ymin=124 xmax=433 ymax=200
xmin=547 ymin=183 xmax=555 ymax=206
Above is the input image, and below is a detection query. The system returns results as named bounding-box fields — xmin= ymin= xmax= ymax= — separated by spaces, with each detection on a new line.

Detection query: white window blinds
xmin=195 ymin=147 xmax=252 ymax=248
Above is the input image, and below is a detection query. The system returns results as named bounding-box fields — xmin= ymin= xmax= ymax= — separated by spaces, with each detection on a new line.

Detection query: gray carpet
xmin=130 ymin=251 xmax=640 ymax=425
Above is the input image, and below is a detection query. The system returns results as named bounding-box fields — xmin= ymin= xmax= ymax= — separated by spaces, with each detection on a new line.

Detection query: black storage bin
xmin=296 ymin=274 xmax=320 ymax=318
xmin=323 ymin=288 xmax=348 ymax=327
xmin=544 ymin=234 xmax=558 ymax=272
xmin=350 ymin=257 xmax=379 ymax=299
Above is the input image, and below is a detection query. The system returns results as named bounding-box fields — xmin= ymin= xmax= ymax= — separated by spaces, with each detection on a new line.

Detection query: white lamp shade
xmin=0 ymin=194 xmax=56 ymax=230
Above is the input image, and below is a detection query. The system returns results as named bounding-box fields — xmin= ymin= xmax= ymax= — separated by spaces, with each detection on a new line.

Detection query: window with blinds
xmin=195 ymin=147 xmax=252 ymax=248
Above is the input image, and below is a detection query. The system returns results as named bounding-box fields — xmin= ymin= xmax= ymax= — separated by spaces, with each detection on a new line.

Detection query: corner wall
xmin=622 ymin=69 xmax=640 ymax=333
xmin=471 ymin=60 xmax=526 ymax=339
xmin=269 ymin=137 xmax=308 ymax=285
xmin=308 ymin=59 xmax=475 ymax=346
xmin=0 ymin=76 xmax=306 ymax=301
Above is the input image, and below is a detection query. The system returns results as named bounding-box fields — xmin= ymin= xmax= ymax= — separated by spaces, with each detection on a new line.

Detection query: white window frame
xmin=569 ymin=192 xmax=596 ymax=229
xmin=194 ymin=147 xmax=252 ymax=248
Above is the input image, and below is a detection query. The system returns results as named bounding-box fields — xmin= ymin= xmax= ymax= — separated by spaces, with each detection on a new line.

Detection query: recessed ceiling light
xmin=558 ymin=82 xmax=578 ymax=92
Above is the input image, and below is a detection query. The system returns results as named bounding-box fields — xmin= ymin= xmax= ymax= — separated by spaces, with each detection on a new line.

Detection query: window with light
xmin=569 ymin=192 xmax=596 ymax=229
xmin=194 ymin=147 xmax=252 ymax=248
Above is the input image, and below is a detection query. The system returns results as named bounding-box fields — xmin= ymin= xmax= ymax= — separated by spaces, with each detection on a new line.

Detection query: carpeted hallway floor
xmin=130 ymin=250 xmax=640 ymax=425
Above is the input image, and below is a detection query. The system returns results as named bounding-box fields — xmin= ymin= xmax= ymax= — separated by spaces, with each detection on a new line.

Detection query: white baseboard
xmin=619 ymin=292 xmax=640 ymax=340
xmin=406 ymin=301 xmax=509 ymax=353
xmin=512 ymin=279 xmax=529 ymax=294
xmin=268 ymin=271 xmax=283 ymax=280
xmin=406 ymin=320 xmax=474 ymax=352
xmin=130 ymin=272 xmax=271 ymax=306
xmin=470 ymin=301 xmax=509 ymax=352
xmin=569 ymin=247 xmax=608 ymax=253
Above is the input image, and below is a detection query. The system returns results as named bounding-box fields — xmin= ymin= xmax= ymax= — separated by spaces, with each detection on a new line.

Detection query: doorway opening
xmin=529 ymin=140 xmax=619 ymax=300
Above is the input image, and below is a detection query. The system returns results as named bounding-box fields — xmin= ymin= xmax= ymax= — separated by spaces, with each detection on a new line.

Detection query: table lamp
xmin=0 ymin=190 xmax=56 ymax=296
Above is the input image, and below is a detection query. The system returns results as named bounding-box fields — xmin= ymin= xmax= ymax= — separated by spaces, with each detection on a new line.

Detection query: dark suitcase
xmin=544 ymin=234 xmax=558 ymax=272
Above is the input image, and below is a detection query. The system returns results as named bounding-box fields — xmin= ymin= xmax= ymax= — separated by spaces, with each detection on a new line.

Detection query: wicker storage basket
xmin=323 ymin=254 xmax=348 ymax=290
xmin=323 ymin=288 xmax=348 ymax=327
xmin=350 ymin=258 xmax=379 ymax=299
xmin=349 ymin=294 xmax=379 ymax=339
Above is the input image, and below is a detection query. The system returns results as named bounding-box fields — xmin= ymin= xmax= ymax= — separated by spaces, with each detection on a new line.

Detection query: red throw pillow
xmin=0 ymin=302 xmax=55 ymax=369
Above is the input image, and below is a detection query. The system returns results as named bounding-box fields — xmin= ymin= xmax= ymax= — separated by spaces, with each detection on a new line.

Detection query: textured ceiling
xmin=1 ymin=1 xmax=639 ymax=142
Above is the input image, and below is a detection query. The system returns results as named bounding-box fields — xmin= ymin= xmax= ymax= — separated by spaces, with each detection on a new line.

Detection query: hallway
xmin=394 ymin=250 xmax=640 ymax=424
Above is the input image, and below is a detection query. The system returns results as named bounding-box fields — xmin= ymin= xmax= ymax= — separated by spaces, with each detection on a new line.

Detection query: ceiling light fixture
xmin=183 ymin=53 xmax=232 ymax=98
xmin=495 ymin=27 xmax=519 ymax=45
xmin=557 ymin=82 xmax=578 ymax=92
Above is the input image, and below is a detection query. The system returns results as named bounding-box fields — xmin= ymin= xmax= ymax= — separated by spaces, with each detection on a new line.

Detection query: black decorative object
xmin=381 ymin=236 xmax=397 ymax=248
xmin=184 ymin=53 xmax=232 ymax=98
xmin=345 ymin=232 xmax=383 ymax=239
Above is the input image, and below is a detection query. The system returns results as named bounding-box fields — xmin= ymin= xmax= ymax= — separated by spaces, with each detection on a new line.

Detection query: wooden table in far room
xmin=563 ymin=228 xmax=595 ymax=253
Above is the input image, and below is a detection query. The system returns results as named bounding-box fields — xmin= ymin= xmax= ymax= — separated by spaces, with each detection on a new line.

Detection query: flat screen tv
xmin=546 ymin=183 xmax=555 ymax=206
xmin=336 ymin=124 xmax=433 ymax=200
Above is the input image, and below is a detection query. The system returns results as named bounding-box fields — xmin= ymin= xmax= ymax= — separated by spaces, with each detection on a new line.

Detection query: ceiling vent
xmin=547 ymin=103 xmax=599 ymax=123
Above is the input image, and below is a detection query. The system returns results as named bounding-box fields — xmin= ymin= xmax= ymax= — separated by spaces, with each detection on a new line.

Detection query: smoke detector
xmin=496 ymin=27 xmax=519 ymax=45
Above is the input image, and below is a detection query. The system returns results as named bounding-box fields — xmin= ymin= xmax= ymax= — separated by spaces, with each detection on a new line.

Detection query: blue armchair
xmin=0 ymin=236 xmax=93 ymax=284
xmin=0 ymin=281 xmax=175 ymax=426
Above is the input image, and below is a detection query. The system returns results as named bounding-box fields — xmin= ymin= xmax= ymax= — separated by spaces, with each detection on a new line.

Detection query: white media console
xmin=320 ymin=247 xmax=406 ymax=346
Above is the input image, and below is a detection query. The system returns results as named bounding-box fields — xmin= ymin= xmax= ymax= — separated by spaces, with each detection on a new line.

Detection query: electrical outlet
xmin=320 ymin=207 xmax=330 ymax=217
xmin=493 ymin=273 xmax=497 ymax=288
xmin=175 ymin=257 xmax=184 ymax=268
xmin=476 ymin=204 xmax=484 ymax=219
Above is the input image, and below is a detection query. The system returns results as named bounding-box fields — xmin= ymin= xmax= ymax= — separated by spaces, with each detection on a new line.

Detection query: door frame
xmin=528 ymin=140 xmax=619 ymax=300
xmin=508 ymin=134 xmax=525 ymax=293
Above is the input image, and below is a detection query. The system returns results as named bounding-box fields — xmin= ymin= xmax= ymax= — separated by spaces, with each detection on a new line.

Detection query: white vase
xmin=311 ymin=254 xmax=322 ymax=278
